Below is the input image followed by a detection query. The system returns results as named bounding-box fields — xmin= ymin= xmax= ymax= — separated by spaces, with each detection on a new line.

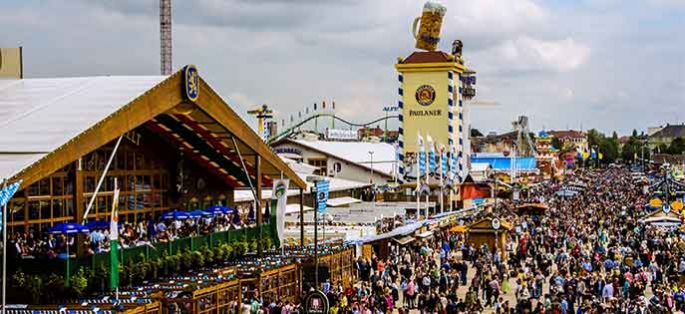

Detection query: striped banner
xmin=418 ymin=133 xmax=426 ymax=177
xmin=427 ymin=134 xmax=436 ymax=174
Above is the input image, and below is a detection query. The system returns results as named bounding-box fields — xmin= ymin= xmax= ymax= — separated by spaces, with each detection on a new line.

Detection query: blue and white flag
xmin=0 ymin=181 xmax=21 ymax=207
xmin=418 ymin=133 xmax=426 ymax=177
xmin=315 ymin=180 xmax=330 ymax=214
xmin=427 ymin=134 xmax=436 ymax=174
xmin=440 ymin=144 xmax=448 ymax=177
xmin=0 ymin=181 xmax=22 ymax=232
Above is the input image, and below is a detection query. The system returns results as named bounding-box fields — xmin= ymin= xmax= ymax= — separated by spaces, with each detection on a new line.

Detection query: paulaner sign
xmin=409 ymin=109 xmax=442 ymax=117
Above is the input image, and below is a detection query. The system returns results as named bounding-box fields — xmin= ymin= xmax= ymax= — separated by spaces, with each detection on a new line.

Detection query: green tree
xmin=551 ymin=137 xmax=563 ymax=150
xmin=668 ymin=137 xmax=685 ymax=154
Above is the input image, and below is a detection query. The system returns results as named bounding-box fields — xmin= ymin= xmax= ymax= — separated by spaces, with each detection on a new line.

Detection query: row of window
xmin=26 ymin=173 xmax=170 ymax=197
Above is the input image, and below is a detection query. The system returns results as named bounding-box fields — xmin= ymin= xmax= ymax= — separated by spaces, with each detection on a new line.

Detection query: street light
xmin=368 ymin=151 xmax=375 ymax=184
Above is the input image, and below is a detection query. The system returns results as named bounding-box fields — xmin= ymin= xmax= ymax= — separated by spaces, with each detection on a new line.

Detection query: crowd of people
xmin=313 ymin=166 xmax=685 ymax=313
xmin=11 ymin=165 xmax=685 ymax=313
xmin=8 ymin=205 xmax=255 ymax=259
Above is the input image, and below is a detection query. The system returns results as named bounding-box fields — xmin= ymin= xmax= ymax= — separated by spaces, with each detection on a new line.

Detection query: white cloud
xmin=494 ymin=37 xmax=591 ymax=73
xmin=451 ymin=0 xmax=547 ymax=36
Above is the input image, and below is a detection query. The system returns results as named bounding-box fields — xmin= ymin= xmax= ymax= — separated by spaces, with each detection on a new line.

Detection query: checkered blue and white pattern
xmin=457 ymin=74 xmax=465 ymax=182
xmin=447 ymin=71 xmax=454 ymax=149
xmin=397 ymin=73 xmax=405 ymax=177
xmin=440 ymin=146 xmax=448 ymax=177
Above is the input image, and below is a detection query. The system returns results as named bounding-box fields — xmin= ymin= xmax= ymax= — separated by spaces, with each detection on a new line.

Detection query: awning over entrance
xmin=393 ymin=235 xmax=415 ymax=246
xmin=326 ymin=196 xmax=362 ymax=207
xmin=415 ymin=231 xmax=434 ymax=238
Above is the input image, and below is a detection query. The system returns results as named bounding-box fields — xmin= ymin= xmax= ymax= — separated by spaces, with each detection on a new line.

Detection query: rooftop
xmin=277 ymin=138 xmax=397 ymax=177
xmin=401 ymin=51 xmax=454 ymax=64
xmin=548 ymin=130 xmax=585 ymax=139
xmin=650 ymin=124 xmax=685 ymax=139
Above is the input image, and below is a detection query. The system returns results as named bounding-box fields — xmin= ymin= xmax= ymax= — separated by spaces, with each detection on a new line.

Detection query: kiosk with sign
xmin=466 ymin=217 xmax=512 ymax=260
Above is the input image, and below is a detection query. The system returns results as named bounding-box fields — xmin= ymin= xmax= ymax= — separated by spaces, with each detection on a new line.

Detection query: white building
xmin=271 ymin=138 xmax=396 ymax=184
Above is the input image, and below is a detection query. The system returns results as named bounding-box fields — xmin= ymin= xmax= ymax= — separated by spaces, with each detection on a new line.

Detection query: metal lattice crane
xmin=248 ymin=105 xmax=274 ymax=140
xmin=160 ymin=0 xmax=172 ymax=75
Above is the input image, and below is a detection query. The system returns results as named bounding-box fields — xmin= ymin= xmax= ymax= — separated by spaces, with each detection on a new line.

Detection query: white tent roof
xmin=0 ymin=76 xmax=165 ymax=179
xmin=292 ymin=139 xmax=396 ymax=176
xmin=326 ymin=196 xmax=362 ymax=207
xmin=233 ymin=172 xmax=371 ymax=202
xmin=471 ymin=163 xmax=491 ymax=172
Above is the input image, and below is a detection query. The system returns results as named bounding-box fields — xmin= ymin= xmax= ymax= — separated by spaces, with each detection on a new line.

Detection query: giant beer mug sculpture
xmin=412 ymin=0 xmax=447 ymax=51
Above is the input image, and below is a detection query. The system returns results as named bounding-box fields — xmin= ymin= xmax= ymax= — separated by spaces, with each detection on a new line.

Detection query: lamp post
xmin=369 ymin=151 xmax=375 ymax=184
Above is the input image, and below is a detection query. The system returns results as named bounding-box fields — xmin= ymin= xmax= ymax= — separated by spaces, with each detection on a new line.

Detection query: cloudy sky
xmin=1 ymin=0 xmax=684 ymax=135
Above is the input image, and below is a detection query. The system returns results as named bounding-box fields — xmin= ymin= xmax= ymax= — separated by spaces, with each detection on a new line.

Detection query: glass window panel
xmin=135 ymin=153 xmax=146 ymax=170
xmin=143 ymin=176 xmax=151 ymax=189
xmin=28 ymin=201 xmax=39 ymax=220
xmin=27 ymin=182 xmax=39 ymax=196
xmin=10 ymin=199 xmax=25 ymax=222
xmin=65 ymin=200 xmax=74 ymax=218
xmin=97 ymin=196 xmax=107 ymax=213
xmin=52 ymin=177 xmax=63 ymax=196
xmin=153 ymin=175 xmax=161 ymax=189
xmin=40 ymin=201 xmax=50 ymax=220
xmin=117 ymin=176 xmax=126 ymax=191
xmin=127 ymin=176 xmax=136 ymax=191
xmin=85 ymin=176 xmax=96 ymax=193
xmin=126 ymin=151 xmax=135 ymax=170
xmin=127 ymin=194 xmax=136 ymax=211
xmin=52 ymin=199 xmax=64 ymax=219
xmin=137 ymin=193 xmax=150 ymax=209
xmin=152 ymin=192 xmax=162 ymax=208
xmin=65 ymin=180 xmax=74 ymax=195
xmin=136 ymin=175 xmax=144 ymax=191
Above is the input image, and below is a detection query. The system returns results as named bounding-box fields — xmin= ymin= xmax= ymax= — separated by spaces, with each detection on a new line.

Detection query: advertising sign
xmin=326 ymin=128 xmax=359 ymax=141
xmin=397 ymin=68 xmax=458 ymax=159
xmin=272 ymin=179 xmax=290 ymax=247
xmin=304 ymin=290 xmax=329 ymax=314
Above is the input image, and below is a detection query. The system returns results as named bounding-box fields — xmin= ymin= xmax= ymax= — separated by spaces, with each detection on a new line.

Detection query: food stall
xmin=466 ymin=217 xmax=512 ymax=260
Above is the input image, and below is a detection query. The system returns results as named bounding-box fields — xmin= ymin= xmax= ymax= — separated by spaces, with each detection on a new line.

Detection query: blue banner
xmin=315 ymin=180 xmax=330 ymax=214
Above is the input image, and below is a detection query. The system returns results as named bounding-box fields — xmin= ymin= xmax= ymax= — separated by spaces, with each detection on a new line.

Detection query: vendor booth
xmin=466 ymin=217 xmax=512 ymax=259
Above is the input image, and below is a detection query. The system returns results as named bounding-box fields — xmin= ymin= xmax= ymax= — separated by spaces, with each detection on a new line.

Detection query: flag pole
xmin=2 ymin=179 xmax=7 ymax=314
xmin=416 ymin=154 xmax=420 ymax=220
xmin=82 ymin=136 xmax=123 ymax=222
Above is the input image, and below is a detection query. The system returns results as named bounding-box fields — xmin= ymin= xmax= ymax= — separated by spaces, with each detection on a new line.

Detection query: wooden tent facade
xmin=2 ymin=67 xmax=306 ymax=233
